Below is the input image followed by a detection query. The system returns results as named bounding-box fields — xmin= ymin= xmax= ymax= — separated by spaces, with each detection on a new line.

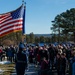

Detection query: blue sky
xmin=0 ymin=0 xmax=75 ymax=34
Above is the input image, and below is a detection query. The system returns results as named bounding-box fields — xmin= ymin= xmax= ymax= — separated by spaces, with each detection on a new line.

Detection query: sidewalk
xmin=11 ymin=64 xmax=69 ymax=75
xmin=12 ymin=64 xmax=38 ymax=75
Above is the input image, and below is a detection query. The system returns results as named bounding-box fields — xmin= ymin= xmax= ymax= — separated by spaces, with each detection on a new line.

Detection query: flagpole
xmin=22 ymin=0 xmax=26 ymax=44
xmin=16 ymin=0 xmax=26 ymax=45
xmin=22 ymin=0 xmax=26 ymax=35
xmin=22 ymin=0 xmax=26 ymax=5
xmin=22 ymin=0 xmax=24 ymax=5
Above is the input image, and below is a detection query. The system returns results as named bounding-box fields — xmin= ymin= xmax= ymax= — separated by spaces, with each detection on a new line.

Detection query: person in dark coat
xmin=40 ymin=57 xmax=49 ymax=75
xmin=70 ymin=51 xmax=75 ymax=75
xmin=48 ymin=44 xmax=55 ymax=69
xmin=0 ymin=48 xmax=3 ymax=61
xmin=54 ymin=53 xmax=61 ymax=75
xmin=61 ymin=53 xmax=67 ymax=75
xmin=72 ymin=51 xmax=75 ymax=75
xmin=15 ymin=43 xmax=27 ymax=75
xmin=69 ymin=49 xmax=74 ymax=75
xmin=29 ymin=47 xmax=34 ymax=63
xmin=10 ymin=45 xmax=15 ymax=62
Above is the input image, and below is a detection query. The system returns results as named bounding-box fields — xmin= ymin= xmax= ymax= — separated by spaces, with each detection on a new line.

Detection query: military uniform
xmin=15 ymin=46 xmax=27 ymax=75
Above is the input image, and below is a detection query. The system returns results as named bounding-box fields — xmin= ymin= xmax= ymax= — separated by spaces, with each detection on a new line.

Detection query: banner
xmin=0 ymin=4 xmax=26 ymax=37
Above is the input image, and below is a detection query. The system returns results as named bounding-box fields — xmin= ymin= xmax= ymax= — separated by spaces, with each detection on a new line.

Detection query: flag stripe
xmin=0 ymin=13 xmax=11 ymax=24
xmin=0 ymin=18 xmax=23 ymax=36
xmin=1 ymin=16 xmax=12 ymax=24
xmin=1 ymin=23 xmax=22 ymax=32
xmin=0 ymin=14 xmax=11 ymax=21
xmin=1 ymin=18 xmax=23 ymax=26
xmin=1 ymin=25 xmax=22 ymax=34
xmin=0 ymin=13 xmax=11 ymax=18
xmin=1 ymin=19 xmax=23 ymax=28
xmin=1 ymin=28 xmax=22 ymax=37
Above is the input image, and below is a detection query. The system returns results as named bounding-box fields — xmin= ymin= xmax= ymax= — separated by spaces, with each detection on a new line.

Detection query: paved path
xmin=11 ymin=64 xmax=69 ymax=75
xmin=12 ymin=64 xmax=38 ymax=75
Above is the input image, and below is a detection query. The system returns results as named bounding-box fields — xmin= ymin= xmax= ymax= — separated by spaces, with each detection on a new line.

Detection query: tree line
xmin=0 ymin=31 xmax=74 ymax=46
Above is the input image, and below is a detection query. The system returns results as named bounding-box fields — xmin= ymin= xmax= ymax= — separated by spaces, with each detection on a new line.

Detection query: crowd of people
xmin=0 ymin=45 xmax=16 ymax=62
xmin=0 ymin=42 xmax=75 ymax=75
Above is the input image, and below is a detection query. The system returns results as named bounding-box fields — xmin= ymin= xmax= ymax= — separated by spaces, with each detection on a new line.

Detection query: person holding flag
xmin=15 ymin=42 xmax=27 ymax=75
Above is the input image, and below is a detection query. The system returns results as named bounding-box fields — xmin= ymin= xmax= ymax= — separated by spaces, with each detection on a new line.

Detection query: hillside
xmin=26 ymin=34 xmax=52 ymax=37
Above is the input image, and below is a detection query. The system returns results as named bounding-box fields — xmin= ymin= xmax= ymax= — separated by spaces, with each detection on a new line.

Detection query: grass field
xmin=0 ymin=63 xmax=15 ymax=75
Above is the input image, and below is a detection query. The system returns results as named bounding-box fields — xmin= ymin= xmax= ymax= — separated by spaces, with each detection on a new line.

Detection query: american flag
xmin=0 ymin=4 xmax=25 ymax=37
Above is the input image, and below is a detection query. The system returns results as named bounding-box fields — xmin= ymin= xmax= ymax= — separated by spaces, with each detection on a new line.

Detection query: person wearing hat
xmin=15 ymin=42 xmax=27 ymax=75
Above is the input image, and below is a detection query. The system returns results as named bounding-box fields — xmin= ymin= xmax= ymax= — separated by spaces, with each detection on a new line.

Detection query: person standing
xmin=40 ymin=57 xmax=49 ymax=75
xmin=61 ymin=53 xmax=67 ymax=75
xmin=15 ymin=43 xmax=27 ymax=75
xmin=69 ymin=49 xmax=74 ymax=75
xmin=71 ymin=51 xmax=75 ymax=75
xmin=54 ymin=53 xmax=61 ymax=75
